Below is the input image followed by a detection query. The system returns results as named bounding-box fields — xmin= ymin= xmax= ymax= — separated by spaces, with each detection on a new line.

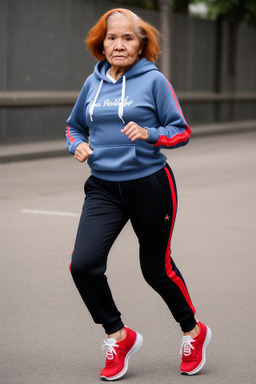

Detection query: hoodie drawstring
xmin=89 ymin=79 xmax=103 ymax=121
xmin=118 ymin=76 xmax=126 ymax=124
xmin=89 ymin=76 xmax=126 ymax=124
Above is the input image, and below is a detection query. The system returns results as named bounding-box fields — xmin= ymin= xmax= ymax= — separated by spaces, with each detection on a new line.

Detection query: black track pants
xmin=70 ymin=164 xmax=196 ymax=334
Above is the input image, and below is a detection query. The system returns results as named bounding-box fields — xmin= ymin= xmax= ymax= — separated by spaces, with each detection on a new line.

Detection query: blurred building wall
xmin=0 ymin=0 xmax=256 ymax=144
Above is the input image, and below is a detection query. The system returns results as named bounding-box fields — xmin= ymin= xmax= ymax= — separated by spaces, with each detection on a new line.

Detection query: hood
xmin=94 ymin=57 xmax=158 ymax=81
xmin=89 ymin=58 xmax=158 ymax=123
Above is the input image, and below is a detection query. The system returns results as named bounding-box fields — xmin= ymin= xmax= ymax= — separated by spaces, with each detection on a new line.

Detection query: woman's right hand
xmin=74 ymin=142 xmax=93 ymax=163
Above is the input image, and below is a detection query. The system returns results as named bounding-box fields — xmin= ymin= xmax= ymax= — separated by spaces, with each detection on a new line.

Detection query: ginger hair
xmin=85 ymin=8 xmax=161 ymax=63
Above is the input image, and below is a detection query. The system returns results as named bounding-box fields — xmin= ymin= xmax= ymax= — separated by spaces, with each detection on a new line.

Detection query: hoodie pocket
xmin=87 ymin=144 xmax=141 ymax=172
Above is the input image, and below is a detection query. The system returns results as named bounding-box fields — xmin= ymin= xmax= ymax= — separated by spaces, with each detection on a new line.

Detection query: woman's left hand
xmin=121 ymin=122 xmax=149 ymax=142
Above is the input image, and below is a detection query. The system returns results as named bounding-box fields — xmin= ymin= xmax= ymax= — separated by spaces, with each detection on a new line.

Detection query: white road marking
xmin=22 ymin=209 xmax=79 ymax=217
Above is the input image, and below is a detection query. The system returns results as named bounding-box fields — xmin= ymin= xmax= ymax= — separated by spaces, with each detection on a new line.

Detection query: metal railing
xmin=1 ymin=91 xmax=256 ymax=107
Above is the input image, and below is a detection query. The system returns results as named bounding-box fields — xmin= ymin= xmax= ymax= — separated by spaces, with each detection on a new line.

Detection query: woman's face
xmin=103 ymin=15 xmax=142 ymax=78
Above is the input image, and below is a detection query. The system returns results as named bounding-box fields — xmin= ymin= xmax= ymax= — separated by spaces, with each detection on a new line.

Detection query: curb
xmin=191 ymin=120 xmax=256 ymax=137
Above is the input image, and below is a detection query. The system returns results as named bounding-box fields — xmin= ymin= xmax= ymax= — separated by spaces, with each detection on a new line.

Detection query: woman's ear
xmin=138 ymin=41 xmax=144 ymax=57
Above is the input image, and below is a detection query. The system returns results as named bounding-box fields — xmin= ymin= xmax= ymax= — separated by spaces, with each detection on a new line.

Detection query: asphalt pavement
xmin=1 ymin=131 xmax=256 ymax=384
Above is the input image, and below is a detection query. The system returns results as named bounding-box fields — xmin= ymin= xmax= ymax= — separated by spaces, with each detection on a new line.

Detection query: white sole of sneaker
xmin=101 ymin=332 xmax=143 ymax=381
xmin=181 ymin=325 xmax=212 ymax=376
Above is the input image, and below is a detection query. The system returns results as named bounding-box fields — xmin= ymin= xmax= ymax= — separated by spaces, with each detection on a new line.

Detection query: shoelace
xmin=102 ymin=340 xmax=119 ymax=360
xmin=180 ymin=336 xmax=195 ymax=356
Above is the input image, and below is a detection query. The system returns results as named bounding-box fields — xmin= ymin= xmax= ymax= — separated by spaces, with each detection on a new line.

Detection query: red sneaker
xmin=101 ymin=326 xmax=143 ymax=381
xmin=180 ymin=321 xmax=212 ymax=375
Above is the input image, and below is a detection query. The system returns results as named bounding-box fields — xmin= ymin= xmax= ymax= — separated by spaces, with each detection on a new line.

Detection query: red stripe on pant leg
xmin=164 ymin=167 xmax=196 ymax=315
xmin=69 ymin=250 xmax=74 ymax=272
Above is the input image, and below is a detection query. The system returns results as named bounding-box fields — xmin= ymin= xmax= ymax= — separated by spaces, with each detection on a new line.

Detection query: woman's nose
xmin=115 ymin=39 xmax=124 ymax=50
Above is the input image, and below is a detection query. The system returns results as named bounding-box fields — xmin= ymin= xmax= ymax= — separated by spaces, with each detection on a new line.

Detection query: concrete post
xmin=159 ymin=0 xmax=171 ymax=79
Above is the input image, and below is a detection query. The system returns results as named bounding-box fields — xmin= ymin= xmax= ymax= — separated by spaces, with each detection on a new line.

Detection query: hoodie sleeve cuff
xmin=145 ymin=128 xmax=159 ymax=144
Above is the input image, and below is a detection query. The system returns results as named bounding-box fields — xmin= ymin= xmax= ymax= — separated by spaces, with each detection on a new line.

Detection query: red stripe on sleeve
xmin=154 ymin=77 xmax=191 ymax=147
xmin=66 ymin=124 xmax=76 ymax=144
xmin=154 ymin=128 xmax=191 ymax=147
xmin=164 ymin=76 xmax=188 ymax=123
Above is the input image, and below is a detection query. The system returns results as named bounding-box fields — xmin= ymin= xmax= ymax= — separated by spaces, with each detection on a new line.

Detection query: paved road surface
xmin=1 ymin=132 xmax=256 ymax=384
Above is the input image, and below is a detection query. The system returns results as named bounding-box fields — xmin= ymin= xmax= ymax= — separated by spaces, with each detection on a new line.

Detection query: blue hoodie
xmin=66 ymin=58 xmax=191 ymax=181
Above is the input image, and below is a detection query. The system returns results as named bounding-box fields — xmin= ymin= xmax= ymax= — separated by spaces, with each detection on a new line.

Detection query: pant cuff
xmin=180 ymin=317 xmax=197 ymax=333
xmin=103 ymin=319 xmax=124 ymax=335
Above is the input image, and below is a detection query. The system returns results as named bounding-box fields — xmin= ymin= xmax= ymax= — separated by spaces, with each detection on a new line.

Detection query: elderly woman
xmin=66 ymin=8 xmax=211 ymax=381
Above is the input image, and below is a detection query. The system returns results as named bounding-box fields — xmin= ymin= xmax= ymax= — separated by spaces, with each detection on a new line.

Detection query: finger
xmin=130 ymin=131 xmax=143 ymax=141
xmin=124 ymin=125 xmax=139 ymax=137
xmin=74 ymin=155 xmax=84 ymax=163
xmin=75 ymin=149 xmax=88 ymax=162
xmin=75 ymin=152 xmax=86 ymax=161
xmin=121 ymin=121 xmax=135 ymax=133
xmin=75 ymin=152 xmax=85 ymax=161
xmin=76 ymin=144 xmax=93 ymax=159
xmin=129 ymin=128 xmax=148 ymax=142
xmin=125 ymin=127 xmax=136 ymax=138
